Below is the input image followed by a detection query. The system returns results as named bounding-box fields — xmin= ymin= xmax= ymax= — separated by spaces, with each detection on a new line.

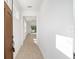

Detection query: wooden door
xmin=4 ymin=2 xmax=13 ymax=59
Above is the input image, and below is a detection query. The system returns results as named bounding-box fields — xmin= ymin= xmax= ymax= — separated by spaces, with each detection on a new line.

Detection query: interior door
xmin=4 ymin=2 xmax=13 ymax=59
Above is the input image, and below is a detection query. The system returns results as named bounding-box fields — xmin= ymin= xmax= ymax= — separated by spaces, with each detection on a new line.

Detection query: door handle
xmin=12 ymin=46 xmax=15 ymax=52
xmin=73 ymin=52 xmax=75 ymax=59
xmin=12 ymin=35 xmax=15 ymax=52
xmin=10 ymin=45 xmax=15 ymax=52
xmin=12 ymin=35 xmax=14 ymax=39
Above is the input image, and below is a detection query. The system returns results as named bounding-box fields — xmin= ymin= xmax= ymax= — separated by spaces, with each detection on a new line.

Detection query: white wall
xmin=13 ymin=1 xmax=24 ymax=58
xmin=38 ymin=0 xmax=74 ymax=59
xmin=23 ymin=18 xmax=28 ymax=39
xmin=26 ymin=21 xmax=31 ymax=34
xmin=22 ymin=10 xmax=38 ymax=16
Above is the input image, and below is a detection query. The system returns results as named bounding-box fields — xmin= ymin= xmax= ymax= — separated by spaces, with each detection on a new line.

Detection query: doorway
xmin=23 ymin=16 xmax=38 ymax=44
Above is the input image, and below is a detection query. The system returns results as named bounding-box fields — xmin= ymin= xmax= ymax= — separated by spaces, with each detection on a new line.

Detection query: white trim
xmin=75 ymin=0 xmax=79 ymax=59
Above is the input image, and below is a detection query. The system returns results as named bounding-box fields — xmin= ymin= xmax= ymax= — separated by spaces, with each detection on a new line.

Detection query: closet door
xmin=4 ymin=2 xmax=13 ymax=59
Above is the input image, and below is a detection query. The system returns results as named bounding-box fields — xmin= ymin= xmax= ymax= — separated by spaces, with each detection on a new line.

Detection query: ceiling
xmin=24 ymin=16 xmax=36 ymax=21
xmin=16 ymin=0 xmax=43 ymax=11
xmin=23 ymin=16 xmax=36 ymax=25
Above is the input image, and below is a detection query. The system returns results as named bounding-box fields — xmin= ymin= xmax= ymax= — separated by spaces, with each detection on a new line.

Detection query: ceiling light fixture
xmin=27 ymin=6 xmax=32 ymax=8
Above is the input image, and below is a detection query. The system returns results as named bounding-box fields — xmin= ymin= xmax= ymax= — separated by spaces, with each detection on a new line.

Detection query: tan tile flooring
xmin=15 ymin=34 xmax=44 ymax=59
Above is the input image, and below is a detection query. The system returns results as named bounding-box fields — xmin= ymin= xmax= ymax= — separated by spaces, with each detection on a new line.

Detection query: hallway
xmin=15 ymin=34 xmax=44 ymax=59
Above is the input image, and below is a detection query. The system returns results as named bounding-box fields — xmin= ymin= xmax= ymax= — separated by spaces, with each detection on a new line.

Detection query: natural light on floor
xmin=56 ymin=34 xmax=73 ymax=59
xmin=33 ymin=39 xmax=38 ymax=44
